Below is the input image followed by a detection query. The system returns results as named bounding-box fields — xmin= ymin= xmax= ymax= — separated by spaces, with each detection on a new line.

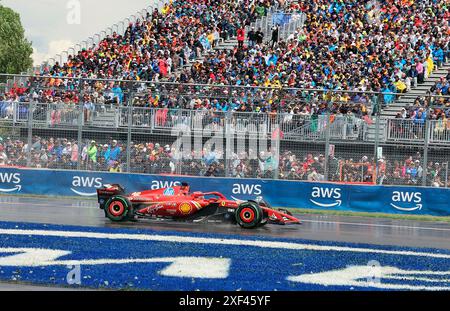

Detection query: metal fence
xmin=1 ymin=75 xmax=449 ymax=188
xmin=0 ymin=102 xmax=448 ymax=188
xmin=247 ymin=10 xmax=306 ymax=42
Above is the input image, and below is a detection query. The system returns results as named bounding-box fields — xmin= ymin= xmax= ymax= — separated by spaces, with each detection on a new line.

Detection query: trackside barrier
xmin=0 ymin=167 xmax=449 ymax=216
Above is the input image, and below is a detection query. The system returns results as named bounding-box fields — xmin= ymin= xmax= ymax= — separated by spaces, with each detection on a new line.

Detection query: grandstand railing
xmin=429 ymin=120 xmax=450 ymax=144
xmin=387 ymin=119 xmax=450 ymax=145
xmin=0 ymin=102 xmax=375 ymax=141
xmin=247 ymin=10 xmax=306 ymax=42
xmin=1 ymin=102 xmax=449 ymax=145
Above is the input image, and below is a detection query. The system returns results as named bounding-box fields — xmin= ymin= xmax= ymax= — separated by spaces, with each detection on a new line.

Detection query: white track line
xmin=0 ymin=202 xmax=97 ymax=209
xmin=382 ymin=275 xmax=450 ymax=283
xmin=0 ymin=228 xmax=450 ymax=259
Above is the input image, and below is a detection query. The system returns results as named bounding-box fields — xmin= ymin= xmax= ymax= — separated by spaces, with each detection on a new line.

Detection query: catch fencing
xmin=0 ymin=76 xmax=449 ymax=189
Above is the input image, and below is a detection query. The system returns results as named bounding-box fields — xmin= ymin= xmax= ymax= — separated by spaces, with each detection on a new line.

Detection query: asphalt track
xmin=0 ymin=195 xmax=449 ymax=250
xmin=0 ymin=195 xmax=449 ymax=290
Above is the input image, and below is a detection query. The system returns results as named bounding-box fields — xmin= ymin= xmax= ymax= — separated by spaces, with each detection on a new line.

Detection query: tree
xmin=0 ymin=4 xmax=33 ymax=74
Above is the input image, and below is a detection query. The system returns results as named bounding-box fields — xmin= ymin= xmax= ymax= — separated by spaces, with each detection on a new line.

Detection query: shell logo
xmin=179 ymin=203 xmax=192 ymax=215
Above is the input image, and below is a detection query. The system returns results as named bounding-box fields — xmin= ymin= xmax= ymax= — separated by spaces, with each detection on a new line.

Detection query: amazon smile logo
xmin=310 ymin=187 xmax=342 ymax=208
xmin=390 ymin=191 xmax=423 ymax=212
xmin=0 ymin=172 xmax=22 ymax=193
xmin=70 ymin=176 xmax=103 ymax=197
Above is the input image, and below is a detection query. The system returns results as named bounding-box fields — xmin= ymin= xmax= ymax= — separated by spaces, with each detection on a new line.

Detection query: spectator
xmin=270 ymin=25 xmax=279 ymax=48
xmin=237 ymin=25 xmax=245 ymax=49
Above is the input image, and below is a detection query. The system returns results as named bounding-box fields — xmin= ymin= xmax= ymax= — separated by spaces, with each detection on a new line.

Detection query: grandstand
xmin=0 ymin=0 xmax=449 ymax=188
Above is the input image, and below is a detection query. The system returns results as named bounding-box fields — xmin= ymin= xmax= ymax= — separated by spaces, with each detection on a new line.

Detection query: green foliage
xmin=0 ymin=4 xmax=33 ymax=74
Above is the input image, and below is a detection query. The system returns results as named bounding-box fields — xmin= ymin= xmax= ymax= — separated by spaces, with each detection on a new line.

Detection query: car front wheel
xmin=235 ymin=201 xmax=263 ymax=229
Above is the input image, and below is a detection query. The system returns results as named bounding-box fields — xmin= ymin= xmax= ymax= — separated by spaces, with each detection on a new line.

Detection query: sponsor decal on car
xmin=193 ymin=201 xmax=203 ymax=210
xmin=179 ymin=202 xmax=192 ymax=214
xmin=147 ymin=204 xmax=165 ymax=213
xmin=163 ymin=187 xmax=175 ymax=196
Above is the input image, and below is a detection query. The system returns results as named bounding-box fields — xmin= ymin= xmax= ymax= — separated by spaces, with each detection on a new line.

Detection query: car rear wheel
xmin=105 ymin=196 xmax=133 ymax=222
xmin=236 ymin=201 xmax=263 ymax=229
xmin=259 ymin=211 xmax=269 ymax=227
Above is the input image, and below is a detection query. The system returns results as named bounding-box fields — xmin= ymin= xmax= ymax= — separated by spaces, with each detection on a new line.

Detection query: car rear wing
xmin=97 ymin=184 xmax=125 ymax=209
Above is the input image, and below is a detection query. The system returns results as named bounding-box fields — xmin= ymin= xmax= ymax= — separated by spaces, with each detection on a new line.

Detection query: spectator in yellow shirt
xmin=394 ymin=77 xmax=407 ymax=93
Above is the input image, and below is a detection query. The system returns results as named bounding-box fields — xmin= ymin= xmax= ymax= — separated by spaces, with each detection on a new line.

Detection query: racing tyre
xmin=236 ymin=201 xmax=263 ymax=229
xmin=105 ymin=196 xmax=133 ymax=222
xmin=259 ymin=211 xmax=269 ymax=227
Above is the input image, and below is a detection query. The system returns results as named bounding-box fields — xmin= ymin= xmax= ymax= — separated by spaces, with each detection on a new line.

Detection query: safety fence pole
xmin=26 ymin=80 xmax=36 ymax=168
xmin=445 ymin=162 xmax=449 ymax=188
xmin=225 ymin=110 xmax=232 ymax=178
xmin=26 ymin=102 xmax=33 ymax=168
xmin=126 ymin=92 xmax=134 ymax=173
xmin=374 ymin=94 xmax=381 ymax=184
xmin=422 ymin=106 xmax=431 ymax=187
xmin=77 ymin=78 xmax=84 ymax=171
xmin=324 ymin=101 xmax=331 ymax=181
xmin=274 ymin=115 xmax=280 ymax=180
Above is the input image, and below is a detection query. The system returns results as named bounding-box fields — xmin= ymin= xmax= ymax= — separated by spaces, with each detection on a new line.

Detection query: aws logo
xmin=310 ymin=187 xmax=342 ymax=208
xmin=70 ymin=176 xmax=103 ymax=197
xmin=151 ymin=181 xmax=181 ymax=190
xmin=390 ymin=191 xmax=422 ymax=212
xmin=0 ymin=173 xmax=22 ymax=193
xmin=231 ymin=184 xmax=262 ymax=201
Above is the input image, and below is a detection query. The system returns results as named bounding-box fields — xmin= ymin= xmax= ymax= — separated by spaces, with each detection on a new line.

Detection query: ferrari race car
xmin=97 ymin=183 xmax=300 ymax=229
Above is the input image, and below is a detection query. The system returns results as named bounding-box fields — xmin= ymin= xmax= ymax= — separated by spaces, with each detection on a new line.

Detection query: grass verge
xmin=283 ymin=207 xmax=450 ymax=223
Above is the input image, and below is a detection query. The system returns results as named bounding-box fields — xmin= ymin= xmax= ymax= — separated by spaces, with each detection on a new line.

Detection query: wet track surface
xmin=0 ymin=195 xmax=449 ymax=250
xmin=0 ymin=195 xmax=449 ymax=291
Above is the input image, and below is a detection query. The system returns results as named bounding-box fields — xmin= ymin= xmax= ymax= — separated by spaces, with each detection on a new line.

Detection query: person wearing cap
xmin=107 ymin=140 xmax=121 ymax=165
xmin=100 ymin=144 xmax=110 ymax=162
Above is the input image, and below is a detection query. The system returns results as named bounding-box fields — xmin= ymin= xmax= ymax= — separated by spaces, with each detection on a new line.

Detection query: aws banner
xmin=0 ymin=167 xmax=449 ymax=216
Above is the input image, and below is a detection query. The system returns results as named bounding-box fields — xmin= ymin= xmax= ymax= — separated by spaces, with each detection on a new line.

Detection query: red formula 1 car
xmin=97 ymin=183 xmax=300 ymax=229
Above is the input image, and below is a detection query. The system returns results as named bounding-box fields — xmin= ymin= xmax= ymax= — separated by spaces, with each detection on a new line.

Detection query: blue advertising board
xmin=0 ymin=167 xmax=449 ymax=216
